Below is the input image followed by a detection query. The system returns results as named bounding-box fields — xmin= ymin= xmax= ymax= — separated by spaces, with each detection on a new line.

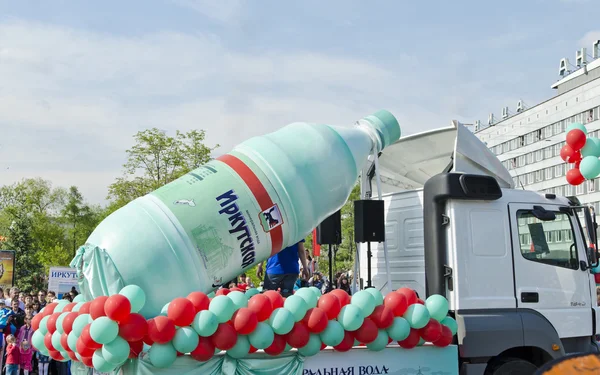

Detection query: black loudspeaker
xmin=317 ymin=210 xmax=342 ymax=245
xmin=354 ymin=200 xmax=385 ymax=243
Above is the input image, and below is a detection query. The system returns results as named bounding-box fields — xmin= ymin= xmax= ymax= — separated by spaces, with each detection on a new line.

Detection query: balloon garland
xmin=562 ymin=123 xmax=600 ymax=185
xmin=30 ymin=286 xmax=457 ymax=372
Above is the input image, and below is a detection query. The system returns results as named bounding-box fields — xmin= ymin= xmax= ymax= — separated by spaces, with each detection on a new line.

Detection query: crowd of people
xmin=0 ymin=286 xmax=79 ymax=375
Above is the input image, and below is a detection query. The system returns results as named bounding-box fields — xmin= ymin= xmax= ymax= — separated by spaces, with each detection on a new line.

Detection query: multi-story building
xmin=475 ymin=40 xmax=600 ymax=252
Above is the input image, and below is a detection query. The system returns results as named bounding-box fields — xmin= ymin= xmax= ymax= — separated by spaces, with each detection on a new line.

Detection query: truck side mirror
xmin=584 ymin=207 xmax=599 ymax=268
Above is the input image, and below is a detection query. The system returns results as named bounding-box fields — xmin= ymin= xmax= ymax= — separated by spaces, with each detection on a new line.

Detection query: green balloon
xmin=441 ymin=316 xmax=458 ymax=336
xmin=283 ymin=295 xmax=308 ymax=322
xmin=581 ymin=138 xmax=600 ymax=158
xmin=425 ymin=294 xmax=449 ymax=322
xmin=119 ymin=285 xmax=146 ymax=313
xmin=580 ymin=156 xmax=600 ymax=179
xmin=268 ymin=308 xmax=294 ymax=335
xmin=365 ymin=288 xmax=384 ymax=306
xmin=92 ymin=349 xmax=116 ymax=373
xmin=309 ymin=287 xmax=322 ymax=299
xmin=192 ymin=310 xmax=218 ymax=337
xmin=173 ymin=327 xmax=199 ymax=354
xmin=72 ymin=294 xmax=86 ymax=303
xmin=245 ymin=288 xmax=260 ymax=298
xmin=56 ymin=313 xmax=68 ymax=334
xmin=72 ymin=302 xmax=83 ymax=312
xmin=295 ymin=288 xmax=318 ymax=309
xmin=39 ymin=316 xmax=50 ymax=335
xmin=102 ymin=336 xmax=130 ymax=365
xmin=51 ymin=331 xmax=63 ymax=351
xmin=567 ymin=122 xmax=587 ymax=134
xmin=227 ymin=335 xmax=250 ymax=359
xmin=72 ymin=314 xmax=92 ymax=336
xmin=366 ymin=330 xmax=389 ymax=351
xmin=248 ymin=322 xmax=274 ymax=349
xmin=319 ymin=320 xmax=344 ymax=347
xmin=351 ymin=290 xmax=376 ymax=318
xmin=32 ymin=330 xmax=45 ymax=352
xmin=160 ymin=303 xmax=170 ymax=316
xmin=67 ymin=332 xmax=79 ymax=353
xmin=227 ymin=291 xmax=248 ymax=310
xmin=338 ymin=305 xmax=364 ymax=331
xmin=54 ymin=300 xmax=69 ymax=313
xmin=90 ymin=317 xmax=119 ymax=344
xmin=149 ymin=343 xmax=177 ymax=368
xmin=209 ymin=296 xmax=235 ymax=323
xmin=386 ymin=317 xmax=410 ymax=341
xmin=207 ymin=292 xmax=216 ymax=298
xmin=403 ymin=304 xmax=430 ymax=329
xmin=297 ymin=334 xmax=321 ymax=357
xmin=418 ymin=338 xmax=425 ymax=346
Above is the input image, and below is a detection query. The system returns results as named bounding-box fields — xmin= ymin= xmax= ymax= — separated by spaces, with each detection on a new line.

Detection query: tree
xmin=107 ymin=128 xmax=219 ymax=206
xmin=1 ymin=212 xmax=42 ymax=291
xmin=61 ymin=186 xmax=100 ymax=257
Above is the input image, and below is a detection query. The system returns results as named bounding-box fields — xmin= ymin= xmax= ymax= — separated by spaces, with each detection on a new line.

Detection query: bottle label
xmin=150 ymin=154 xmax=283 ymax=288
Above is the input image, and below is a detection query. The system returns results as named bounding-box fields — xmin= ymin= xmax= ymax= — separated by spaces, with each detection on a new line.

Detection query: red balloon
xmin=396 ymin=288 xmax=418 ymax=305
xmin=78 ymin=302 xmax=91 ymax=315
xmin=330 ymin=290 xmax=351 ymax=307
xmin=561 ymin=145 xmax=576 ymax=163
xmin=128 ymin=340 xmax=144 ymax=359
xmin=119 ymin=313 xmax=148 ymax=342
xmin=320 ymin=342 xmax=326 ymax=350
xmin=398 ymin=328 xmax=420 ymax=349
xmin=48 ymin=350 xmax=64 ymax=361
xmin=89 ymin=296 xmax=109 ymax=320
xmin=248 ymin=345 xmax=258 ymax=354
xmin=62 ymin=303 xmax=77 ymax=313
xmin=191 ymin=337 xmax=215 ymax=362
xmin=31 ymin=313 xmax=44 ymax=331
xmin=286 ymin=322 xmax=310 ymax=348
xmin=75 ymin=337 xmax=95 ymax=357
xmin=60 ymin=333 xmax=69 ymax=352
xmin=187 ymin=292 xmax=210 ymax=312
xmin=263 ymin=290 xmax=284 ymax=310
xmin=264 ymin=334 xmax=287 ymax=356
xmin=44 ymin=332 xmax=55 ymax=352
xmin=302 ymin=308 xmax=328 ymax=334
xmin=567 ymin=168 xmax=586 ymax=186
xmin=370 ymin=305 xmax=394 ymax=329
xmin=80 ymin=355 xmax=94 ymax=367
xmin=232 ymin=307 xmax=258 ymax=335
xmin=317 ymin=293 xmax=341 ymax=320
xmin=215 ymin=288 xmax=230 ymax=296
xmin=416 ymin=299 xmax=425 ymax=305
xmin=333 ymin=331 xmax=354 ymax=352
xmin=248 ymin=294 xmax=273 ymax=322
xmin=419 ymin=319 xmax=442 ymax=342
xmin=384 ymin=292 xmax=408 ymax=317
xmin=105 ymin=294 xmax=132 ymax=323
xmin=210 ymin=323 xmax=237 ymax=350
xmin=46 ymin=313 xmax=61 ymax=334
xmin=167 ymin=298 xmax=196 ymax=327
xmin=143 ymin=334 xmax=154 ymax=346
xmin=44 ymin=303 xmax=58 ymax=315
xmin=80 ymin=324 xmax=101 ymax=349
xmin=354 ymin=318 xmax=378 ymax=344
xmin=432 ymin=325 xmax=453 ymax=347
xmin=62 ymin=312 xmax=79 ymax=335
xmin=66 ymin=350 xmax=78 ymax=361
xmin=567 ymin=129 xmax=587 ymax=151
xmin=147 ymin=316 xmax=176 ymax=344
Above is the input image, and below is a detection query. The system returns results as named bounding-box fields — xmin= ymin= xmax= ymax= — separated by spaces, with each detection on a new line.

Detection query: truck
xmin=357 ymin=120 xmax=600 ymax=374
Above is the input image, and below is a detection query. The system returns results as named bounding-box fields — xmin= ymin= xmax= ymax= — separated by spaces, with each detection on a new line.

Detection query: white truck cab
xmin=358 ymin=121 xmax=600 ymax=374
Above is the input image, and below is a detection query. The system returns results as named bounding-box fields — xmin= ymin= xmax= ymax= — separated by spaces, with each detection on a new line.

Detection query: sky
xmin=1 ymin=0 xmax=599 ymax=205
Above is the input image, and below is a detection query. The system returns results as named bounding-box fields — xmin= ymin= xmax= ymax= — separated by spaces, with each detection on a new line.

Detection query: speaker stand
xmin=366 ymin=242 xmax=373 ymax=289
xmin=327 ymin=244 xmax=334 ymax=293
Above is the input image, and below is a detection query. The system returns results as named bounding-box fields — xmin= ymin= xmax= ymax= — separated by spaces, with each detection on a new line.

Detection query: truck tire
xmin=487 ymin=357 xmax=538 ymax=375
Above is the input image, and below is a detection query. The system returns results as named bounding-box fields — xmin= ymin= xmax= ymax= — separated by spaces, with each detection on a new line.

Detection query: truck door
xmin=508 ymin=203 xmax=593 ymax=339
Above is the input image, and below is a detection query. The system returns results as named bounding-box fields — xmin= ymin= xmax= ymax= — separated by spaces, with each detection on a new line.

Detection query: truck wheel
xmin=487 ymin=357 xmax=538 ymax=375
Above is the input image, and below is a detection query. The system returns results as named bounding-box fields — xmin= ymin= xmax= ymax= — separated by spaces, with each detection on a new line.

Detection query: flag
xmin=313 ymin=228 xmax=321 ymax=257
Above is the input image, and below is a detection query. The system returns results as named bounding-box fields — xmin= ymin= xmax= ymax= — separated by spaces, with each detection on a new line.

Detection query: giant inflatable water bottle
xmin=75 ymin=110 xmax=401 ymax=317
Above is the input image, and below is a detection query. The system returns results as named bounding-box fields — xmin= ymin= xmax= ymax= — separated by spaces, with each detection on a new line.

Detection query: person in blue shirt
xmin=256 ymin=240 xmax=309 ymax=297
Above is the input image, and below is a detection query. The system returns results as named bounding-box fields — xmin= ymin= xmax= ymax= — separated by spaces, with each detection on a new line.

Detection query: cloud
xmin=169 ymin=0 xmax=246 ymax=25
xmin=1 ymin=19 xmax=434 ymax=204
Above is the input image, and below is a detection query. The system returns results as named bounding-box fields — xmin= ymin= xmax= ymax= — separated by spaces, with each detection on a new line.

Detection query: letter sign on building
xmin=559 ymin=58 xmax=569 ymax=76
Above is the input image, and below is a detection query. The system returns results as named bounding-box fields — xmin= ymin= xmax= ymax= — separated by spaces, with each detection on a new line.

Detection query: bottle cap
xmin=362 ymin=110 xmax=401 ymax=150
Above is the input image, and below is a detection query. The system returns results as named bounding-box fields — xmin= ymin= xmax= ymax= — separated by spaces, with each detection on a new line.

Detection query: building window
xmin=555 ymin=164 xmax=564 ymax=177
xmin=536 ymin=170 xmax=544 ymax=182
xmin=545 ymin=167 xmax=553 ymax=180
xmin=528 ymin=152 xmax=534 ymax=163
xmin=556 ymin=230 xmax=563 ymax=242
xmin=589 ymin=180 xmax=596 ymax=193
xmin=577 ymin=183 xmax=585 ymax=195
xmin=545 ymin=126 xmax=553 ymax=138
xmin=528 ymin=173 xmax=534 ymax=184
xmin=554 ymin=122 xmax=561 ymax=134
xmin=544 ymin=147 xmax=553 ymax=159
xmin=519 ymin=136 xmax=525 ymax=147
xmin=516 ymin=210 xmax=578 ymax=270
xmin=536 ymin=150 xmax=543 ymax=162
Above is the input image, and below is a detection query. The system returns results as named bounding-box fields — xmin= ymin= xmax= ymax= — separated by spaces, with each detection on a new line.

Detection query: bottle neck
xmin=355 ymin=119 xmax=383 ymax=154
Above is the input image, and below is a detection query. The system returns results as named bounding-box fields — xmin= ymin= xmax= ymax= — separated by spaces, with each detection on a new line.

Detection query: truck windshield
xmin=516 ymin=210 xmax=579 ymax=270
